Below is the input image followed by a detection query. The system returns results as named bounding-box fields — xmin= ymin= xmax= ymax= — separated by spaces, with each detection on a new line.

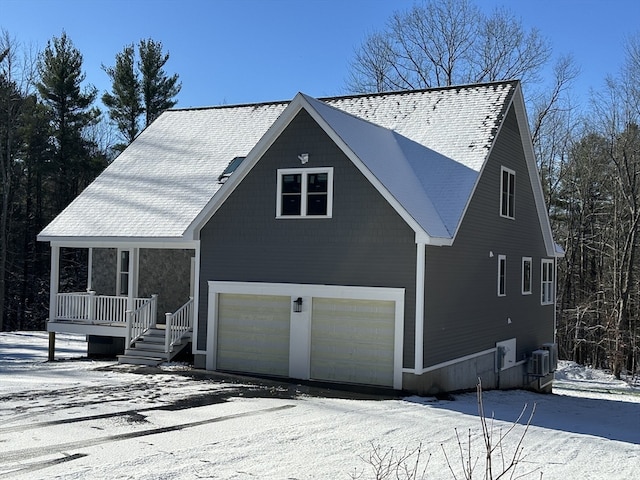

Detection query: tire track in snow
xmin=0 ymin=453 xmax=88 ymax=478
xmin=0 ymin=404 xmax=295 ymax=463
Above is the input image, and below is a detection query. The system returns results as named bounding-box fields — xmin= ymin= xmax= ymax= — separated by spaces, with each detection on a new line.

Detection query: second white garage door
xmin=310 ymin=297 xmax=395 ymax=387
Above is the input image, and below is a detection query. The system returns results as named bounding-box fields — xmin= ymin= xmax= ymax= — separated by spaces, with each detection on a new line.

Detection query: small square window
xmin=277 ymin=168 xmax=333 ymax=218
xmin=522 ymin=257 xmax=532 ymax=295
xmin=500 ymin=167 xmax=515 ymax=219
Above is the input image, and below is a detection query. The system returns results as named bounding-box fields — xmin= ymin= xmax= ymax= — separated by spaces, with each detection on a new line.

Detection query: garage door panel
xmin=311 ymin=298 xmax=395 ymax=387
xmin=217 ymin=293 xmax=290 ymax=376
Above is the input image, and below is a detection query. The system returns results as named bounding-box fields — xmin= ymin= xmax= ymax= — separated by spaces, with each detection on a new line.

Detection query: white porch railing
xmin=56 ymin=291 xmax=152 ymax=324
xmin=164 ymin=297 xmax=194 ymax=354
xmin=125 ymin=294 xmax=158 ymax=347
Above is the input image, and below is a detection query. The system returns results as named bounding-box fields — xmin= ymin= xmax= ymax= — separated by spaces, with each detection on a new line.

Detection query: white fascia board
xmin=185 ymin=96 xmax=306 ymax=241
xmin=511 ymin=84 xmax=557 ymax=258
xmin=45 ymin=237 xmax=199 ymax=249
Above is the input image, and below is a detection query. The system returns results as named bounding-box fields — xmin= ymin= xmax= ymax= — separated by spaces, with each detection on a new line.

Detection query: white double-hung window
xmin=276 ymin=168 xmax=333 ymax=218
xmin=541 ymin=259 xmax=554 ymax=305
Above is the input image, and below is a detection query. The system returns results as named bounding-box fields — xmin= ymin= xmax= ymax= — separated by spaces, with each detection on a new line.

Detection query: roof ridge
xmin=169 ymin=80 xmax=520 ymax=112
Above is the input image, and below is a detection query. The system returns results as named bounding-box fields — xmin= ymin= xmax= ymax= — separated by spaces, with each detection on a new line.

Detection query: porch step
xmin=117 ymin=326 xmax=192 ymax=366
xmin=117 ymin=354 xmax=165 ymax=366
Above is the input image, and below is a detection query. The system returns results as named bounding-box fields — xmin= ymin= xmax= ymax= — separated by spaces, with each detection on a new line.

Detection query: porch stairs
xmin=117 ymin=327 xmax=192 ymax=366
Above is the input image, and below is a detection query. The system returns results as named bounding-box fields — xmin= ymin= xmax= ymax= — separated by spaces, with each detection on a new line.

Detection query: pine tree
xmin=102 ymin=44 xmax=142 ymax=150
xmin=36 ymin=31 xmax=102 ymax=213
xmin=138 ymin=38 xmax=181 ymax=126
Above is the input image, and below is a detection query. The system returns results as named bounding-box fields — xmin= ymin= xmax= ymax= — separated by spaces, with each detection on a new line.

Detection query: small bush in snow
xmin=351 ymin=381 xmax=542 ymax=480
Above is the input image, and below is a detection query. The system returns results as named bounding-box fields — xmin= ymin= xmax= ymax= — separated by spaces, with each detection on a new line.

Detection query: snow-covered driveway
xmin=1 ymin=333 xmax=639 ymax=479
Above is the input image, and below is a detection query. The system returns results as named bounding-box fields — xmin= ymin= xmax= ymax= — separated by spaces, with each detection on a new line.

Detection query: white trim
xmin=40 ymin=237 xmax=198 ymax=248
xmin=275 ymin=167 xmax=334 ymax=218
xmin=47 ymin=321 xmax=127 ymax=337
xmin=205 ymin=285 xmax=218 ymax=370
xmin=191 ymin=243 xmax=205 ymax=355
xmin=87 ymin=247 xmax=93 ymax=291
xmin=405 ymin=347 xmax=497 ymax=374
xmin=510 ymin=85 xmax=557 ymax=257
xmin=207 ymin=281 xmax=405 ymax=389
xmin=521 ymin=256 xmax=532 ymax=295
xmin=116 ymin=248 xmax=130 ymax=297
xmin=497 ymin=254 xmax=507 ymax=297
xmin=289 ymin=295 xmax=312 ymax=379
xmin=49 ymin=246 xmax=60 ymax=323
xmin=500 ymin=166 xmax=516 ymax=219
xmin=414 ymin=243 xmax=425 ymax=371
xmin=541 ymin=258 xmax=554 ymax=305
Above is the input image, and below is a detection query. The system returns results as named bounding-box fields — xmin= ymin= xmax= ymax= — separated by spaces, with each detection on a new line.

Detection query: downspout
xmin=415 ymin=241 xmax=426 ymax=373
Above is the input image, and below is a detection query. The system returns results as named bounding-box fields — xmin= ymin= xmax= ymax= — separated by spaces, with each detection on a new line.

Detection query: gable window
xmin=497 ymin=255 xmax=507 ymax=297
xmin=541 ymin=259 xmax=554 ymax=305
xmin=276 ymin=168 xmax=333 ymax=218
xmin=522 ymin=257 xmax=532 ymax=295
xmin=117 ymin=249 xmax=130 ymax=296
xmin=500 ymin=166 xmax=515 ymax=219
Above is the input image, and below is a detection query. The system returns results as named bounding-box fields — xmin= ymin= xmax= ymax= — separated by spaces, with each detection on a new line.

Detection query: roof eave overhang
xmin=38 ymin=235 xmax=198 ymax=249
xmin=416 ymin=231 xmax=452 ymax=246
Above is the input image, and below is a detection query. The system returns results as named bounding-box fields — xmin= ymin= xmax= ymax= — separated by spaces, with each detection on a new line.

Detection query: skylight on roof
xmin=218 ymin=156 xmax=246 ymax=183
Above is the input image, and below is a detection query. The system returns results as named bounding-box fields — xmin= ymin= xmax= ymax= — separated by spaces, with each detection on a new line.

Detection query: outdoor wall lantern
xmin=298 ymin=153 xmax=309 ymax=164
xmin=293 ymin=297 xmax=303 ymax=313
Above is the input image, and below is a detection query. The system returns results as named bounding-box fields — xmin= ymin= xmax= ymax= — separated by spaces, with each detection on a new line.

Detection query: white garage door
xmin=310 ymin=297 xmax=395 ymax=387
xmin=216 ymin=293 xmax=290 ymax=376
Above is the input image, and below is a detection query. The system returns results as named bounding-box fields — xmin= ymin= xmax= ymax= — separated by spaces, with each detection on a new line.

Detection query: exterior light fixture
xmin=298 ymin=153 xmax=309 ymax=164
xmin=293 ymin=297 xmax=303 ymax=313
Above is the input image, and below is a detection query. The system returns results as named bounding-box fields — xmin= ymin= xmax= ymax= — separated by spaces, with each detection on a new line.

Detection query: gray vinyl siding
xmin=423 ymin=106 xmax=554 ymax=367
xmin=199 ymin=109 xmax=417 ymax=367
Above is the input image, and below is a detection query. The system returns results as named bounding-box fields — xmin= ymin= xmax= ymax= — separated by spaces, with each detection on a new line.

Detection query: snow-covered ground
xmin=0 ymin=332 xmax=638 ymax=479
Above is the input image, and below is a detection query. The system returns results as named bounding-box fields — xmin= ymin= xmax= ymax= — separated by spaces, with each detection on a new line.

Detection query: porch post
xmin=87 ymin=247 xmax=93 ymax=291
xmin=49 ymin=245 xmax=60 ymax=323
xmin=126 ymin=248 xmax=139 ymax=311
xmin=48 ymin=245 xmax=60 ymax=361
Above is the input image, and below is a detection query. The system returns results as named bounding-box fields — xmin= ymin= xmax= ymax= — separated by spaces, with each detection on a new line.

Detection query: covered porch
xmin=45 ymin=242 xmax=199 ymax=363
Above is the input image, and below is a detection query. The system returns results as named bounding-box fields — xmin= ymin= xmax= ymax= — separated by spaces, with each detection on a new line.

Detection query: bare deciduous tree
xmin=347 ymin=0 xmax=550 ymax=93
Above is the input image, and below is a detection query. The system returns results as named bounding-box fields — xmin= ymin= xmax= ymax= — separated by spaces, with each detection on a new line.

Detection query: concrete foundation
xmin=402 ymin=350 xmax=550 ymax=395
xmin=194 ymin=353 xmax=206 ymax=369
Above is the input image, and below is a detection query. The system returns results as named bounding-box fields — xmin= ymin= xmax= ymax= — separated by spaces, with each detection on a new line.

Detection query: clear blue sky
xmin=1 ymin=0 xmax=639 ymax=109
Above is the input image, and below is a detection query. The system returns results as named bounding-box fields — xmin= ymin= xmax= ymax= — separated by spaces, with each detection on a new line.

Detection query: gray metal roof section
xmin=38 ymin=81 xmax=516 ymax=242
xmin=301 ymin=93 xmax=478 ymax=238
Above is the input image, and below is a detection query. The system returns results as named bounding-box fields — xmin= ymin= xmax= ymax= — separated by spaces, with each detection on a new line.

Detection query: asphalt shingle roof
xmin=38 ymin=81 xmax=516 ymax=242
